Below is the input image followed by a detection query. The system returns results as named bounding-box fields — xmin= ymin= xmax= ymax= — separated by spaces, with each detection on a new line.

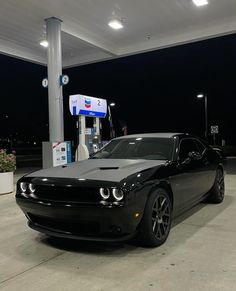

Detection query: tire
xmin=207 ymin=168 xmax=225 ymax=204
xmin=137 ymin=188 xmax=172 ymax=247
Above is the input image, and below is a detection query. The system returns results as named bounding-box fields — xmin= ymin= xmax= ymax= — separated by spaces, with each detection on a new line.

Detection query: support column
xmin=46 ymin=17 xmax=64 ymax=142
xmin=79 ymin=115 xmax=86 ymax=145
xmin=75 ymin=115 xmax=89 ymax=161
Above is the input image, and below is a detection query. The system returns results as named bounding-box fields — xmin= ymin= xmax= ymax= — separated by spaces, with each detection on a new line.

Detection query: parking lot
xmin=0 ymin=158 xmax=236 ymax=291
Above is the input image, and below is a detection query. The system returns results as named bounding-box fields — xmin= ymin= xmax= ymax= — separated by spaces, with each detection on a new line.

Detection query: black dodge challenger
xmin=16 ymin=133 xmax=225 ymax=247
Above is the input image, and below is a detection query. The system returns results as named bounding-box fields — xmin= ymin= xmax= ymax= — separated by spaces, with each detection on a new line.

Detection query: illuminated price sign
xmin=69 ymin=94 xmax=107 ymax=118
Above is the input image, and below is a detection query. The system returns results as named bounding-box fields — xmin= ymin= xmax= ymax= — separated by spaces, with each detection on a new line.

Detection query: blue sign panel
xmin=66 ymin=141 xmax=72 ymax=163
xmin=79 ymin=110 xmax=106 ymax=117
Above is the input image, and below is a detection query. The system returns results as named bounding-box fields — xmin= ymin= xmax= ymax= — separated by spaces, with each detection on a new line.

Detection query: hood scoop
xmin=99 ymin=167 xmax=119 ymax=170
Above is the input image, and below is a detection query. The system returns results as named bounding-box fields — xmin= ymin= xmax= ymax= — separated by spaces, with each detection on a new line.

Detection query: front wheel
xmin=137 ymin=188 xmax=172 ymax=247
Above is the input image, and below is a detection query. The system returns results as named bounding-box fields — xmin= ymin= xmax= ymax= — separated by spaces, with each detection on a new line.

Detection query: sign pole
xmin=204 ymin=95 xmax=208 ymax=140
xmin=210 ymin=125 xmax=219 ymax=146
xmin=213 ymin=134 xmax=216 ymax=146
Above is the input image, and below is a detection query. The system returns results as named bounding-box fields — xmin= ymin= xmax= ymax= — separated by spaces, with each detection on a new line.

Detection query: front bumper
xmin=16 ymin=195 xmax=141 ymax=242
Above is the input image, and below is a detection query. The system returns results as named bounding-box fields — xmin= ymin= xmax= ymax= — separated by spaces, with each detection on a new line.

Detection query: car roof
xmin=114 ymin=133 xmax=187 ymax=139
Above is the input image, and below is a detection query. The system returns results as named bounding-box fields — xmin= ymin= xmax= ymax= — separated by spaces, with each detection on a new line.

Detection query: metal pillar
xmin=46 ymin=17 xmax=64 ymax=141
xmin=204 ymin=95 xmax=208 ymax=140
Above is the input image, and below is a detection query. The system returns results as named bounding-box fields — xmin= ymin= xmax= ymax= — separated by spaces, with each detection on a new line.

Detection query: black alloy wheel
xmin=208 ymin=168 xmax=225 ymax=203
xmin=151 ymin=194 xmax=171 ymax=240
xmin=138 ymin=188 xmax=172 ymax=247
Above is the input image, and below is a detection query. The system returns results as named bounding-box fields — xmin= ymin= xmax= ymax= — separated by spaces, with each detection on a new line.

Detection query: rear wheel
xmin=208 ymin=168 xmax=225 ymax=203
xmin=138 ymin=188 xmax=172 ymax=247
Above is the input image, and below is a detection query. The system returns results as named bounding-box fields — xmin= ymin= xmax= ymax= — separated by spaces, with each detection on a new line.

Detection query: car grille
xmin=33 ymin=185 xmax=100 ymax=203
xmin=28 ymin=214 xmax=100 ymax=236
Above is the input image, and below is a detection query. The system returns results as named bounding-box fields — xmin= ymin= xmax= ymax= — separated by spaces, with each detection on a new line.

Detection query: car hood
xmin=27 ymin=159 xmax=166 ymax=183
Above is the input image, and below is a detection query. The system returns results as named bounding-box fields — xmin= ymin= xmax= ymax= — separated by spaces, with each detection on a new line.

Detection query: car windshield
xmin=92 ymin=137 xmax=174 ymax=160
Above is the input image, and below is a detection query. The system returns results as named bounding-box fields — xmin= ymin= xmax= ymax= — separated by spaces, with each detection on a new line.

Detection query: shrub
xmin=0 ymin=149 xmax=16 ymax=173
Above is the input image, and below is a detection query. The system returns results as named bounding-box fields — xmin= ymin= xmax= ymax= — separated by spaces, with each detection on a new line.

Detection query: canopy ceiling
xmin=0 ymin=0 xmax=236 ymax=68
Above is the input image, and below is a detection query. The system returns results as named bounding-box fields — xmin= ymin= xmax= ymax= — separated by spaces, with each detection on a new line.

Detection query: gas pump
xmin=85 ymin=133 xmax=102 ymax=154
xmin=85 ymin=118 xmax=102 ymax=154
xmin=69 ymin=94 xmax=107 ymax=161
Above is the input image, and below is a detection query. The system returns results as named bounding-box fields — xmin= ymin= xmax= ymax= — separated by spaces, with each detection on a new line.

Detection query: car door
xmin=194 ymin=138 xmax=217 ymax=193
xmin=171 ymin=138 xmax=205 ymax=209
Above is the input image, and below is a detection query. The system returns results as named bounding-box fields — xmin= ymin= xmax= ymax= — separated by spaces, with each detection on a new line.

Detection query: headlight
xmin=20 ymin=182 xmax=27 ymax=193
xmin=112 ymin=188 xmax=124 ymax=201
xmin=99 ymin=188 xmax=110 ymax=200
xmin=29 ymin=183 xmax=36 ymax=193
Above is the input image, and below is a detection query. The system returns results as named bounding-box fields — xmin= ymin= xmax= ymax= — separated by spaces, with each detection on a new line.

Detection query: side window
xmin=194 ymin=139 xmax=206 ymax=154
xmin=178 ymin=139 xmax=199 ymax=160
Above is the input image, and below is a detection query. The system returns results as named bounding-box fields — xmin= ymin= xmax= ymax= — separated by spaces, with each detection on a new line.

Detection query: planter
xmin=0 ymin=172 xmax=14 ymax=194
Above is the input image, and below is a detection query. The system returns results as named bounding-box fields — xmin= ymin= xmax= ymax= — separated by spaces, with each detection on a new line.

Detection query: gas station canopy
xmin=1 ymin=0 xmax=236 ymax=68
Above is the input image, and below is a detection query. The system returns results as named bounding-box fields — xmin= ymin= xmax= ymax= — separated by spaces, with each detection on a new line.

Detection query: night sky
xmin=1 ymin=33 xmax=236 ymax=145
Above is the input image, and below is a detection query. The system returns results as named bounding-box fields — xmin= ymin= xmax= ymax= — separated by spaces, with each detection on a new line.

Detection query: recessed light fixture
xmin=197 ymin=93 xmax=205 ymax=99
xmin=40 ymin=40 xmax=48 ymax=48
xmin=108 ymin=19 xmax=123 ymax=30
xmin=192 ymin=0 xmax=208 ymax=7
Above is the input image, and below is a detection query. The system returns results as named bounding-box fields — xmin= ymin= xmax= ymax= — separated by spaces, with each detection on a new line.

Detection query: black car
xmin=16 ymin=133 xmax=225 ymax=247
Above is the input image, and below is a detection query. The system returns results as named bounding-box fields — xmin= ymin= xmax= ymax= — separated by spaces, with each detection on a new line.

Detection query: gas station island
xmin=43 ymin=94 xmax=107 ymax=168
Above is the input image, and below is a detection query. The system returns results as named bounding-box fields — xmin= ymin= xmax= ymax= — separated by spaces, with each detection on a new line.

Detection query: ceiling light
xmin=108 ymin=19 xmax=123 ymax=30
xmin=40 ymin=40 xmax=48 ymax=48
xmin=197 ymin=94 xmax=204 ymax=99
xmin=192 ymin=0 xmax=208 ymax=7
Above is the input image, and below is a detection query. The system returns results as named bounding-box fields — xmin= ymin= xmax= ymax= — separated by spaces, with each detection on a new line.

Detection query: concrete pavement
xmin=0 ymin=159 xmax=236 ymax=291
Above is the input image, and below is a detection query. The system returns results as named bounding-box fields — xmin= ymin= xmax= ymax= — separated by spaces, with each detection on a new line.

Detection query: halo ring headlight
xmin=29 ymin=183 xmax=36 ymax=193
xmin=112 ymin=188 xmax=124 ymax=201
xmin=20 ymin=182 xmax=27 ymax=193
xmin=99 ymin=188 xmax=110 ymax=200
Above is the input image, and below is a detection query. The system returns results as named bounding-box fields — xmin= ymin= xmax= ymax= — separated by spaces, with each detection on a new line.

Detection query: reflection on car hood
xmin=27 ymin=159 xmax=166 ymax=182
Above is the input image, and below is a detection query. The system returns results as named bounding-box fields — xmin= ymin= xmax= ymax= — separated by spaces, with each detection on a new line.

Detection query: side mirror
xmin=188 ymin=151 xmax=202 ymax=161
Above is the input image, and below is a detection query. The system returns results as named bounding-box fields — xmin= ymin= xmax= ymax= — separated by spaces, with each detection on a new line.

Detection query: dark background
xmin=1 ymin=33 xmax=236 ymax=145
